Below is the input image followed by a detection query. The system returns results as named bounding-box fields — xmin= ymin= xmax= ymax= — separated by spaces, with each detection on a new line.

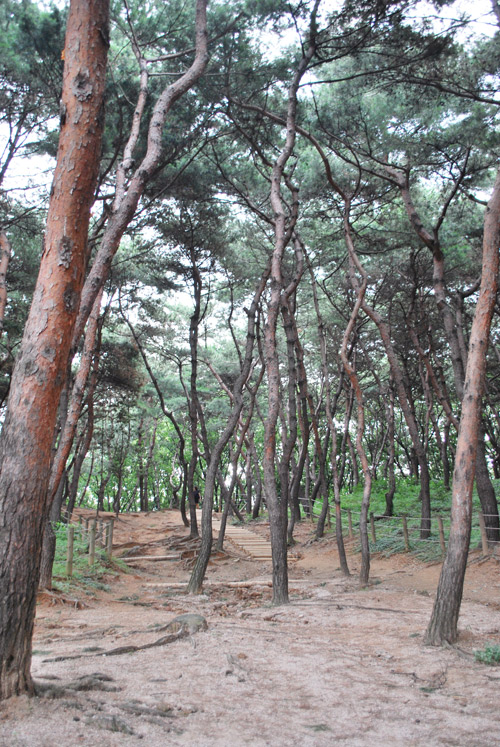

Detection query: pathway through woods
xmin=209 ymin=511 xmax=274 ymax=561
xmin=1 ymin=509 xmax=500 ymax=746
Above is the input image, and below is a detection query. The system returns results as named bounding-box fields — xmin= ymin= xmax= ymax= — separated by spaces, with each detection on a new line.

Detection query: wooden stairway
xmin=202 ymin=512 xmax=273 ymax=562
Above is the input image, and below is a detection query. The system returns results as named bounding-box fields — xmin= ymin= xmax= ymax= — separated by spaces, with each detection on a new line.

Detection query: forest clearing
xmin=1 ymin=508 xmax=499 ymax=746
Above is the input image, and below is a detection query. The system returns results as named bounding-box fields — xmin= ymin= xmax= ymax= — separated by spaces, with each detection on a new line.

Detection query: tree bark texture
xmin=425 ymin=167 xmax=500 ymax=646
xmin=0 ymin=0 xmax=109 ymax=700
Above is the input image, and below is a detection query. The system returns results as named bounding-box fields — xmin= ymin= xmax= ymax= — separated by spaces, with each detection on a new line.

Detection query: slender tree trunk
xmin=143 ymin=418 xmax=158 ymax=511
xmin=0 ymin=0 xmax=109 ymax=699
xmin=0 ymin=233 xmax=11 ymax=336
xmin=425 ymin=167 xmax=500 ymax=645
xmin=262 ymin=10 xmax=318 ymax=605
xmin=314 ymin=430 xmax=331 ymax=539
xmin=384 ymin=379 xmax=396 ymax=516
xmin=39 ymin=475 xmax=67 ymax=589
xmin=250 ymin=436 xmax=263 ymax=519
xmin=341 ymin=205 xmax=372 ymax=585
xmin=388 ymin=164 xmax=500 ymax=540
xmin=188 ymin=269 xmax=268 ymax=592
xmin=358 ymin=290 xmax=432 ymax=538
xmin=70 ymin=0 xmax=209 ymax=350
xmin=65 ymin=346 xmax=100 ymax=521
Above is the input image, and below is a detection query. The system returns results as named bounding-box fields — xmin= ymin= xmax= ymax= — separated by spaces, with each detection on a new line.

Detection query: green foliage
xmin=4 ymin=0 xmax=499 ymax=552
xmin=336 ymin=479 xmax=485 ymax=561
xmin=474 ymin=644 xmax=500 ymax=666
xmin=51 ymin=523 xmax=127 ymax=595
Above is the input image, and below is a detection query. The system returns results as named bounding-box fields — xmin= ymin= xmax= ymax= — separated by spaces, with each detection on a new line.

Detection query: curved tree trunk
xmin=425 ymin=167 xmax=500 ymax=645
xmin=188 ymin=268 xmax=268 ymax=592
xmin=341 ymin=204 xmax=372 ymax=585
xmin=262 ymin=11 xmax=318 ymax=605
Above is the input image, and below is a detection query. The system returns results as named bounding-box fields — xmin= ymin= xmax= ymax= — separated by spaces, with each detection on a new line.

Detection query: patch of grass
xmin=474 ymin=644 xmax=500 ymax=665
xmin=339 ymin=478 xmax=454 ymax=517
xmin=51 ymin=522 xmax=126 ymax=595
xmin=305 ymin=724 xmax=331 ymax=732
xmin=325 ymin=478 xmax=489 ymax=562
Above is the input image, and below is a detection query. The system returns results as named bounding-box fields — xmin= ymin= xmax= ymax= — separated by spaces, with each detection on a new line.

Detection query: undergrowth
xmin=309 ymin=478 xmax=491 ymax=562
xmin=52 ymin=522 xmax=127 ymax=596
xmin=474 ymin=644 xmax=500 ymax=665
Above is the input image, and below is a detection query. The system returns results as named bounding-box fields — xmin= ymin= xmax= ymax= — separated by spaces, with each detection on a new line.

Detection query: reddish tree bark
xmin=0 ymin=0 xmax=109 ymax=699
xmin=425 ymin=167 xmax=500 ymax=645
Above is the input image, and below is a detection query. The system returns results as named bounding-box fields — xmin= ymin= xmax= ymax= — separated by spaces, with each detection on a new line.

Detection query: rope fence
xmin=310 ymin=504 xmax=500 ymax=560
xmin=57 ymin=507 xmax=498 ymax=576
xmin=59 ymin=516 xmax=115 ymax=578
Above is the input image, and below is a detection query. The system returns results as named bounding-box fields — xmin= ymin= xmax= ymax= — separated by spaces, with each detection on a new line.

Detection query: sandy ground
xmin=1 ymin=509 xmax=500 ymax=746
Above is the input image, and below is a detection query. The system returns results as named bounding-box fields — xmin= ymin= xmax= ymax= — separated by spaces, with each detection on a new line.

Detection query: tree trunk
xmin=474 ymin=432 xmax=500 ymax=542
xmin=65 ymin=365 xmax=98 ymax=522
xmin=425 ymin=167 xmax=500 ymax=645
xmin=39 ymin=474 xmax=67 ymax=589
xmin=0 ymin=233 xmax=11 ymax=336
xmin=0 ymin=0 xmax=109 ymax=700
xmin=70 ymin=0 xmax=209 ymax=351
xmin=341 ymin=209 xmax=372 ymax=585
xmin=189 ymin=270 xmax=267 ymax=592
xmin=384 ymin=379 xmax=396 ymax=516
xmin=388 ymin=164 xmax=500 ymax=539
xmin=261 ymin=14 xmax=318 ymax=605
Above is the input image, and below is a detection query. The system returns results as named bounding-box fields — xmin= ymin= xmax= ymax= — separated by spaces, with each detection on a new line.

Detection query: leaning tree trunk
xmin=425 ymin=167 xmax=500 ymax=646
xmin=0 ymin=0 xmax=109 ymax=700
xmin=387 ymin=163 xmax=500 ymax=540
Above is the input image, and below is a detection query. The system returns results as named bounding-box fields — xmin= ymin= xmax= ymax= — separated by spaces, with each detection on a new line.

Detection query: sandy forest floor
xmin=1 ymin=509 xmax=500 ymax=746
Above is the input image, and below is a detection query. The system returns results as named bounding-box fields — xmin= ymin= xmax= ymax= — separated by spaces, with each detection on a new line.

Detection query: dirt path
xmin=1 ymin=509 xmax=500 ymax=746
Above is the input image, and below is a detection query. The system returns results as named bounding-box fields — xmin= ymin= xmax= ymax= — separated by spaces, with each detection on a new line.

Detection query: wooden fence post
xmin=478 ymin=512 xmax=490 ymax=556
xmin=437 ymin=516 xmax=446 ymax=556
xmin=347 ymin=509 xmax=353 ymax=539
xmin=402 ymin=515 xmax=409 ymax=551
xmin=370 ymin=512 xmax=376 ymax=544
xmin=106 ymin=519 xmax=114 ymax=559
xmin=98 ymin=519 xmax=104 ymax=547
xmin=89 ymin=520 xmax=96 ymax=565
xmin=66 ymin=526 xmax=75 ymax=577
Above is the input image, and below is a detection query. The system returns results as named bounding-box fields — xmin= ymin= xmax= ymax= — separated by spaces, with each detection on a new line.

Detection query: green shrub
xmin=474 ymin=644 xmax=500 ymax=665
xmin=51 ymin=522 xmax=126 ymax=595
